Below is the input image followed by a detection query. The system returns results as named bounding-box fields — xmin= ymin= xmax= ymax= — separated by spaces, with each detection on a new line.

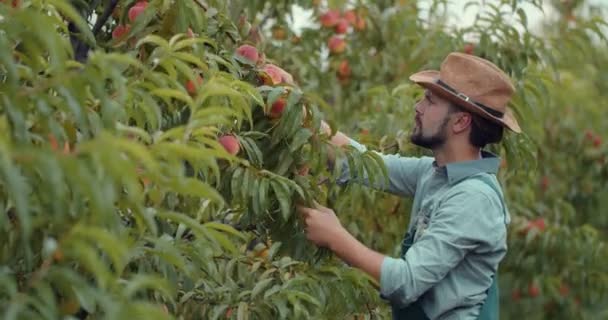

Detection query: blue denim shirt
xmin=338 ymin=139 xmax=510 ymax=320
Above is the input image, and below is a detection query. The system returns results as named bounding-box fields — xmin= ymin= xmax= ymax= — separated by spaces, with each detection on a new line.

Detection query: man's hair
xmin=448 ymin=103 xmax=504 ymax=148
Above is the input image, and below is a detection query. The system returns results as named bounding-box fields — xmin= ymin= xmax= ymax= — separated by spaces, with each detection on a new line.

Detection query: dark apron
xmin=390 ymin=230 xmax=499 ymax=320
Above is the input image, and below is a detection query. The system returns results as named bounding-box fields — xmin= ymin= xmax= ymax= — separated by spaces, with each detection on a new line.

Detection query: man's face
xmin=410 ymin=89 xmax=454 ymax=149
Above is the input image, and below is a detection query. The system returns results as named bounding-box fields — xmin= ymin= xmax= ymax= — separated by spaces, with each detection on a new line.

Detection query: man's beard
xmin=410 ymin=116 xmax=449 ymax=149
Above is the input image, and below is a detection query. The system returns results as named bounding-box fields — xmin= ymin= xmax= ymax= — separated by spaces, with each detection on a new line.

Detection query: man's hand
xmin=296 ymin=203 xmax=346 ymax=249
xmin=297 ymin=202 xmax=385 ymax=282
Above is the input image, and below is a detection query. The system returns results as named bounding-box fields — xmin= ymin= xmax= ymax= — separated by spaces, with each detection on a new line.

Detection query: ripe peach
xmin=337 ymin=60 xmax=351 ymax=78
xmin=593 ymin=136 xmax=602 ymax=148
xmin=320 ymin=10 xmax=340 ymax=28
xmin=328 ymin=36 xmax=346 ymax=54
xmin=528 ymin=283 xmax=540 ymax=298
xmin=235 ymin=44 xmax=259 ymax=64
xmin=335 ymin=19 xmax=349 ymax=34
xmin=186 ymin=75 xmax=204 ymax=95
xmin=218 ymin=135 xmax=240 ymax=155
xmin=354 ymin=15 xmax=366 ymax=31
xmin=343 ymin=10 xmax=357 ymax=25
xmin=269 ymin=98 xmax=286 ymax=119
xmin=463 ymin=43 xmax=475 ymax=55
xmin=261 ymin=64 xmax=293 ymax=85
xmin=128 ymin=1 xmax=147 ymax=22
xmin=112 ymin=25 xmax=131 ymax=39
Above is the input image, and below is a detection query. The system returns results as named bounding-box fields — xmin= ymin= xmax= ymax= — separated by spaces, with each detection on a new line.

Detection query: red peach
xmin=335 ymin=19 xmax=349 ymax=34
xmin=218 ymin=135 xmax=240 ymax=155
xmin=559 ymin=283 xmax=570 ymax=297
xmin=320 ymin=10 xmax=340 ymax=27
xmin=261 ymin=64 xmax=293 ymax=85
xmin=112 ymin=25 xmax=131 ymax=39
xmin=337 ymin=60 xmax=351 ymax=78
xmin=343 ymin=10 xmax=357 ymax=25
xmin=235 ymin=44 xmax=260 ymax=64
xmin=463 ymin=43 xmax=475 ymax=55
xmin=269 ymin=98 xmax=286 ymax=119
xmin=328 ymin=36 xmax=346 ymax=54
xmin=528 ymin=283 xmax=540 ymax=298
xmin=186 ymin=76 xmax=204 ymax=95
xmin=354 ymin=15 xmax=366 ymax=31
xmin=128 ymin=1 xmax=147 ymax=22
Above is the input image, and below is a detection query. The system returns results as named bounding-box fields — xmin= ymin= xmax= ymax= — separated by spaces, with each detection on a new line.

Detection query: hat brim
xmin=409 ymin=70 xmax=521 ymax=133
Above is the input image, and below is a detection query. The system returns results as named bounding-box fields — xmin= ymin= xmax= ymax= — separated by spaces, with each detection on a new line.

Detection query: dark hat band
xmin=437 ymin=80 xmax=504 ymax=118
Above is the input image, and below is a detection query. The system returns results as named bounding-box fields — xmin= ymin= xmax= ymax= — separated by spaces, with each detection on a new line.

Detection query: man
xmin=297 ymin=52 xmax=521 ymax=320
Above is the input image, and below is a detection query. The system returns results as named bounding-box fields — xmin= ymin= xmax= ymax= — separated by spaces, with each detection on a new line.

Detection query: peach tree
xmin=1 ymin=0 xmax=607 ymax=319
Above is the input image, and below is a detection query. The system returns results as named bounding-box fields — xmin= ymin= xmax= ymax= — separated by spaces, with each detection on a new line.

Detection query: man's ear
xmin=452 ymin=112 xmax=472 ymax=134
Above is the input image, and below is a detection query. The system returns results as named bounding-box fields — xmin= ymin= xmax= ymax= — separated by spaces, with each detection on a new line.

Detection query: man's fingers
xmin=296 ymin=205 xmax=313 ymax=218
xmin=314 ymin=202 xmax=334 ymax=215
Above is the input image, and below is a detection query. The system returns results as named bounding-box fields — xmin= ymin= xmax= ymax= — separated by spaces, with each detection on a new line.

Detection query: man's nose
xmin=414 ymin=100 xmax=424 ymax=115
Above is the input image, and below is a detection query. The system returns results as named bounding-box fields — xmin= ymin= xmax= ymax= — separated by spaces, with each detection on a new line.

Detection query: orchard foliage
xmin=0 ymin=0 xmax=607 ymax=319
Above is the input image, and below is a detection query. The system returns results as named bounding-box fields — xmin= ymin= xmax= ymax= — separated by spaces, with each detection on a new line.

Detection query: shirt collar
xmin=433 ymin=151 xmax=501 ymax=185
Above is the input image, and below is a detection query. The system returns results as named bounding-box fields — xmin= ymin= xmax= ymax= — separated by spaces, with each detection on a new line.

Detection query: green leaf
xmin=289 ymin=128 xmax=312 ymax=153
xmin=237 ymin=302 xmax=249 ymax=320
xmin=123 ymin=274 xmax=175 ymax=299
xmin=206 ymin=228 xmax=239 ymax=255
xmin=151 ymin=88 xmax=194 ymax=107
xmin=136 ymin=34 xmax=171 ymax=51
xmin=271 ymin=180 xmax=292 ymax=222
xmin=251 ymin=278 xmax=273 ymax=299
xmin=203 ymin=222 xmax=246 ymax=240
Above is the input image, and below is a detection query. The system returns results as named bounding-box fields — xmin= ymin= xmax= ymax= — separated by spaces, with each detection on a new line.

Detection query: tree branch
xmin=92 ymin=0 xmax=119 ymax=35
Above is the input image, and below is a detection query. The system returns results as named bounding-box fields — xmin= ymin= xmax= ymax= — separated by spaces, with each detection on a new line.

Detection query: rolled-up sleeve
xmin=379 ymin=188 xmax=502 ymax=308
xmin=336 ymin=138 xmax=431 ymax=197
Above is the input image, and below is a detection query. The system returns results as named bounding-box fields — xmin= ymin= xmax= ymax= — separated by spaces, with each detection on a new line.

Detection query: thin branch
xmin=92 ymin=0 xmax=119 ymax=35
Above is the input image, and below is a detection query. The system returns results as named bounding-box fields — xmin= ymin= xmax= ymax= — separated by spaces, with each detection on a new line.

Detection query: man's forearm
xmin=330 ymin=228 xmax=385 ymax=282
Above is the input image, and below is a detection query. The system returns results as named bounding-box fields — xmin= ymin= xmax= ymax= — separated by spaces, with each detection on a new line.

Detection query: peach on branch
xmin=354 ymin=14 xmax=366 ymax=31
xmin=337 ymin=60 xmax=351 ymax=78
xmin=463 ymin=43 xmax=475 ymax=55
xmin=185 ymin=75 xmax=204 ymax=95
xmin=528 ymin=283 xmax=540 ymax=298
xmin=218 ymin=135 xmax=240 ymax=155
xmin=261 ymin=64 xmax=294 ymax=85
xmin=328 ymin=36 xmax=346 ymax=54
xmin=343 ymin=10 xmax=357 ymax=25
xmin=335 ymin=19 xmax=349 ymax=34
xmin=128 ymin=1 xmax=148 ymax=22
xmin=112 ymin=25 xmax=131 ymax=39
xmin=320 ymin=10 xmax=341 ymax=28
xmin=269 ymin=97 xmax=286 ymax=119
xmin=235 ymin=44 xmax=260 ymax=64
